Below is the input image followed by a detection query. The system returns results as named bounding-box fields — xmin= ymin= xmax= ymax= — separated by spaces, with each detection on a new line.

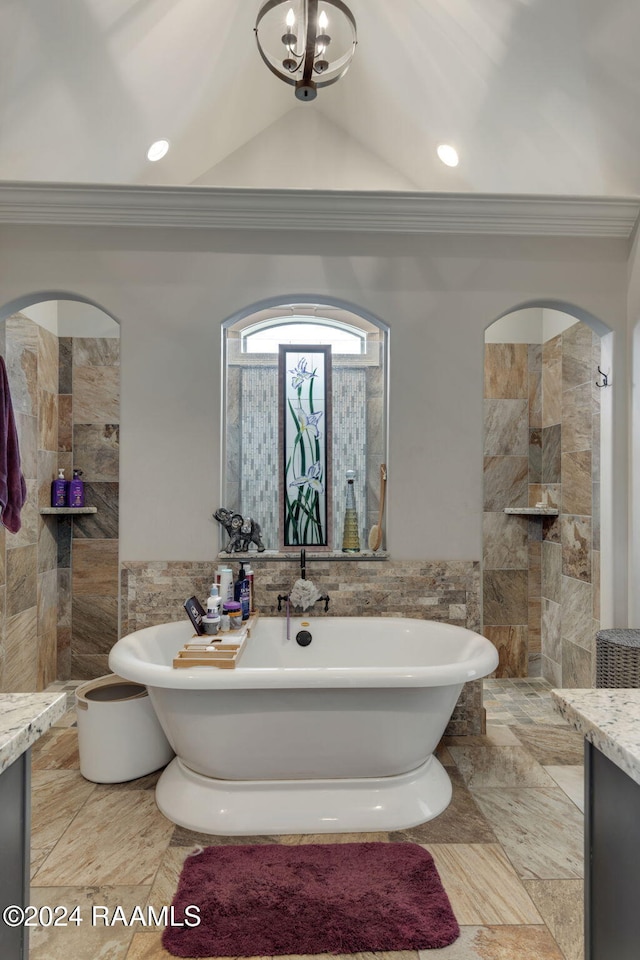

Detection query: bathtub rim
xmin=109 ymin=616 xmax=499 ymax=690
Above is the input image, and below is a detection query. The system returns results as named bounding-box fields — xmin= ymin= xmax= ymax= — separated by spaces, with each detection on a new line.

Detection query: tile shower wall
xmin=0 ymin=317 xmax=120 ymax=688
xmin=483 ymin=343 xmax=540 ymax=677
xmin=0 ymin=314 xmax=59 ymax=691
xmin=120 ymin=558 xmax=484 ymax=734
xmin=57 ymin=337 xmax=120 ymax=680
xmin=540 ymin=324 xmax=601 ymax=687
xmin=483 ymin=325 xmax=601 ymax=685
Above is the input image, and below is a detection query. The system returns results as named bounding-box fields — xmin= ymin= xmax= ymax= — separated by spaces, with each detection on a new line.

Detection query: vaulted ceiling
xmin=2 ymin=0 xmax=640 ymax=196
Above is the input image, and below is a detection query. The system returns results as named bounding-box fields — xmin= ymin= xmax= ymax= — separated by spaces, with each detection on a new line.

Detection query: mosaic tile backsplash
xmin=121 ymin=557 xmax=484 ymax=735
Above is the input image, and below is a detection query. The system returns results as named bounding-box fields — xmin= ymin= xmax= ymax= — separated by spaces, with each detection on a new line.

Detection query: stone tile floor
xmin=29 ymin=678 xmax=584 ymax=960
xmin=483 ymin=677 xmax=567 ymax=726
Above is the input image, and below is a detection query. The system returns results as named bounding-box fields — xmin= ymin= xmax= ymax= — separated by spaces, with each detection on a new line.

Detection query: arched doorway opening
xmin=0 ymin=295 xmax=120 ymax=690
xmin=483 ymin=303 xmax=612 ymax=687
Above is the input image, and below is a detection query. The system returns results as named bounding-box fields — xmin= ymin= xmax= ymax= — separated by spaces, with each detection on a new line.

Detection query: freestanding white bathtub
xmin=109 ymin=616 xmax=498 ymax=835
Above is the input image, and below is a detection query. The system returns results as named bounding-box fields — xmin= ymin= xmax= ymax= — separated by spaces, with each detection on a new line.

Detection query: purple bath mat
xmin=162 ymin=841 xmax=460 ymax=957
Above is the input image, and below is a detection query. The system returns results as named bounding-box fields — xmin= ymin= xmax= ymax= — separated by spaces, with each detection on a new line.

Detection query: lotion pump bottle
xmin=206 ymin=583 xmax=221 ymax=618
xmin=51 ymin=468 xmax=68 ymax=507
xmin=67 ymin=468 xmax=85 ymax=507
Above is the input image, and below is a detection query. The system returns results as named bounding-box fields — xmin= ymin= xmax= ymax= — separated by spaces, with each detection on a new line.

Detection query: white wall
xmin=193 ymin=109 xmax=420 ymax=191
xmin=627 ymin=227 xmax=640 ymax=625
xmin=542 ymin=307 xmax=581 ymax=342
xmin=57 ymin=300 xmax=120 ymax=338
xmin=21 ymin=300 xmax=58 ymax=334
xmin=484 ymin=308 xmax=542 ymax=343
xmin=0 ymin=225 xmax=630 ymax=619
xmin=485 ymin=307 xmax=593 ymax=344
xmin=11 ymin=298 xmax=120 ymax=337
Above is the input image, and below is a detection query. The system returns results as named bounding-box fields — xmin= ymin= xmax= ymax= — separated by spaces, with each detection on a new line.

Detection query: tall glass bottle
xmin=341 ymin=469 xmax=361 ymax=553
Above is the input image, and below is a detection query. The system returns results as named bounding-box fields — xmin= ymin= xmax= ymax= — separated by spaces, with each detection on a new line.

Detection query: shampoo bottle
xmin=234 ymin=562 xmax=251 ymax=620
xmin=51 ymin=468 xmax=68 ymax=507
xmin=244 ymin=564 xmax=254 ymax=613
xmin=67 ymin=468 xmax=85 ymax=507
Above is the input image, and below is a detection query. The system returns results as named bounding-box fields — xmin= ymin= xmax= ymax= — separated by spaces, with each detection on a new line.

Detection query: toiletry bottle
xmin=216 ymin=566 xmax=233 ymax=604
xmin=206 ymin=583 xmax=221 ymax=618
xmin=341 ymin=468 xmax=360 ymax=553
xmin=67 ymin=468 xmax=85 ymax=507
xmin=51 ymin=468 xmax=68 ymax=507
xmin=234 ymin=563 xmax=250 ymax=621
xmin=224 ymin=600 xmax=243 ymax=630
xmin=244 ymin=564 xmax=254 ymax=613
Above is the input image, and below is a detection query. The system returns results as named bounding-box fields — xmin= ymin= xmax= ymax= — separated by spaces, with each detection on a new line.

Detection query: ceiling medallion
xmin=255 ymin=0 xmax=357 ymax=102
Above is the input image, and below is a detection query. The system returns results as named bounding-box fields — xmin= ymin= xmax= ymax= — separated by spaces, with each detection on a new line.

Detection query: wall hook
xmin=595 ymin=366 xmax=610 ymax=388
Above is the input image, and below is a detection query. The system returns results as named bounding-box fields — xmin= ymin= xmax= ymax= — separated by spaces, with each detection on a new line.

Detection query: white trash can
xmin=75 ymin=674 xmax=174 ymax=783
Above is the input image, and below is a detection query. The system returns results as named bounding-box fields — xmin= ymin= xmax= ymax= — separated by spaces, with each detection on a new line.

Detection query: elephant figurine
xmin=214 ymin=507 xmax=266 ymax=553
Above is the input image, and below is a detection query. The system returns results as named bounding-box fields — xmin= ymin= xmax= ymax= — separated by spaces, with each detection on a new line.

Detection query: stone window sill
xmin=217 ymin=550 xmax=389 ymax=561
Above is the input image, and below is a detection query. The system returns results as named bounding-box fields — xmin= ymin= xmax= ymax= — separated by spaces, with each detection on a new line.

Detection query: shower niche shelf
xmin=503 ymin=507 xmax=558 ymax=516
xmin=40 ymin=507 xmax=97 ymax=515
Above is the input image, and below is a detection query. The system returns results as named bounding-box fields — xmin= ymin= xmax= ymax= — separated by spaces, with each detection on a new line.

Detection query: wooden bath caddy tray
xmin=172 ymin=613 xmax=258 ymax=669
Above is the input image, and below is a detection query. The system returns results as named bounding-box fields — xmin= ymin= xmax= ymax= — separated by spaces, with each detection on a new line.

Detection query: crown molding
xmin=0 ymin=181 xmax=638 ymax=238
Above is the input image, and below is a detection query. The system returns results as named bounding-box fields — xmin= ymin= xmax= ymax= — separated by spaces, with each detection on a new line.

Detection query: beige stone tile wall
xmin=120 ymin=557 xmax=484 ymax=734
xmin=63 ymin=337 xmax=120 ymax=681
xmin=483 ymin=343 xmax=538 ymax=677
xmin=542 ymin=323 xmax=601 ymax=687
xmin=484 ymin=323 xmax=601 ymax=685
xmin=0 ymin=316 xmax=120 ymax=690
xmin=0 ymin=314 xmax=59 ymax=690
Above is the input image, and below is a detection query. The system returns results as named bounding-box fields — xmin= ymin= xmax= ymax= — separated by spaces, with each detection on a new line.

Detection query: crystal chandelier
xmin=255 ymin=0 xmax=357 ymax=102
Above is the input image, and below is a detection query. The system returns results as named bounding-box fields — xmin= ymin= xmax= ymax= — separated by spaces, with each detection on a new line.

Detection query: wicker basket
xmin=595 ymin=629 xmax=640 ymax=688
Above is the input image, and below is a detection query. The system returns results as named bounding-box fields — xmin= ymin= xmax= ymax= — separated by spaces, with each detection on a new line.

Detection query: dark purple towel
xmin=0 ymin=356 xmax=27 ymax=534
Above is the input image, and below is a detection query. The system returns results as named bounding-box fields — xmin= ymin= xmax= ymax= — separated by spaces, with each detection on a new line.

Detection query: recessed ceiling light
xmin=147 ymin=139 xmax=170 ymax=162
xmin=437 ymin=144 xmax=459 ymax=167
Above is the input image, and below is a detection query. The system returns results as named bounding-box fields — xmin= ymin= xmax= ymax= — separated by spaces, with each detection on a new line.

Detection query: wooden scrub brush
xmin=368 ymin=463 xmax=387 ymax=552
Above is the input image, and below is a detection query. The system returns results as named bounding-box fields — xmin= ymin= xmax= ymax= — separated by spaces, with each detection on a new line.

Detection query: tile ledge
xmin=503 ymin=507 xmax=559 ymax=516
xmin=40 ymin=507 xmax=98 ymax=514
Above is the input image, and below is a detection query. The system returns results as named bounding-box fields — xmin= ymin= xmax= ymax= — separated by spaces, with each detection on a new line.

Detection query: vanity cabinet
xmin=552 ymin=689 xmax=640 ymax=960
xmin=0 ymin=694 xmax=67 ymax=959
xmin=585 ymin=741 xmax=640 ymax=959
xmin=0 ymin=750 xmax=30 ymax=959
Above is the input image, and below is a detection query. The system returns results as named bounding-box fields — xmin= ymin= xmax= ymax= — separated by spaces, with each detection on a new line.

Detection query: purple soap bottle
xmin=51 ymin=468 xmax=68 ymax=507
xmin=67 ymin=469 xmax=85 ymax=507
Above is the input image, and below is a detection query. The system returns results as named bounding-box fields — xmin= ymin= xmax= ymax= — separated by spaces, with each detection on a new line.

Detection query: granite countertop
xmin=0 ymin=692 xmax=68 ymax=773
xmin=552 ymin=688 xmax=640 ymax=787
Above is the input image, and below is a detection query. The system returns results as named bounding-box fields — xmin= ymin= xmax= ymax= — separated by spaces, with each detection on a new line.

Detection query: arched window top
xmin=223 ymin=299 xmax=388 ymax=554
xmin=242 ymin=316 xmax=366 ymax=355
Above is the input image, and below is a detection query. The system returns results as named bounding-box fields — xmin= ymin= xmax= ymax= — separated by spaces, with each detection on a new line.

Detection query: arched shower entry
xmin=482 ymin=300 xmax=612 ymax=688
xmin=0 ymin=293 xmax=120 ymax=690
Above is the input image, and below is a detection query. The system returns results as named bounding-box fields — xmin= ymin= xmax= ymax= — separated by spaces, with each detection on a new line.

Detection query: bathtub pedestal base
xmin=155 ymin=755 xmax=452 ymax=835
